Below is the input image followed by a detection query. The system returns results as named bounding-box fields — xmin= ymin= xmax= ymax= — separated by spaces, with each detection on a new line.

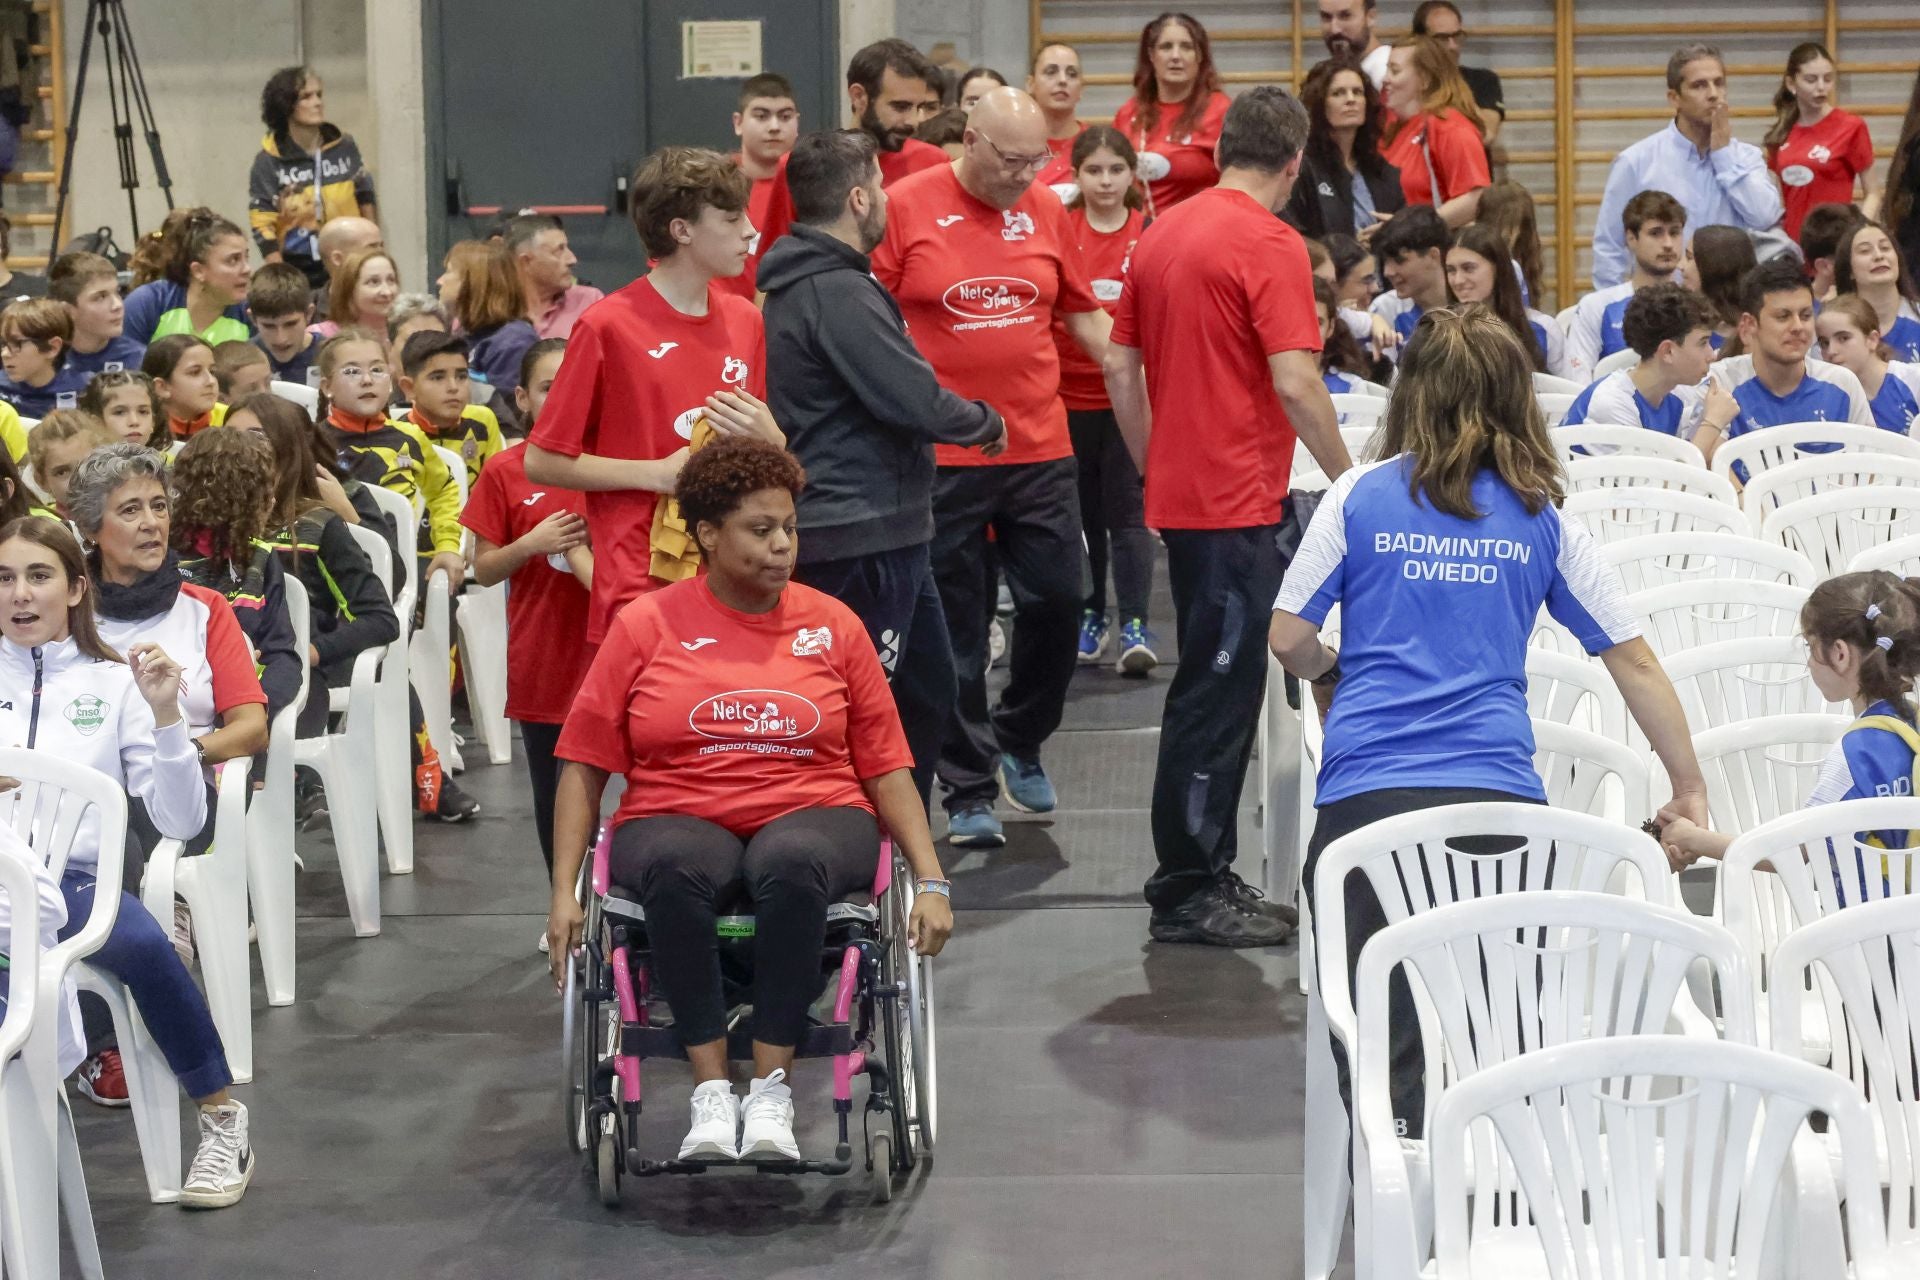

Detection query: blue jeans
xmin=58 ymin=869 xmax=231 ymax=1099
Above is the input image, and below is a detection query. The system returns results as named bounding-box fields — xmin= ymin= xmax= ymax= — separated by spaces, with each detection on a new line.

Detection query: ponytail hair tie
xmin=1878 ymin=636 xmax=1895 ymax=652
xmin=1867 ymin=603 xmax=1884 ymax=621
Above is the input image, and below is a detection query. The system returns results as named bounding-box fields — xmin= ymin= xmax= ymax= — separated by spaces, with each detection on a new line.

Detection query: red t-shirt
xmin=1110 ymin=187 xmax=1323 ymax=530
xmin=527 ymin=277 xmax=766 ymax=642
xmin=459 ymin=443 xmax=594 ymax=723
xmin=1112 ymin=92 xmax=1230 ymax=217
xmin=714 ymin=166 xmax=783 ymax=301
xmin=752 ymin=139 xmax=949 ymax=270
xmin=1769 ymin=109 xmax=1874 ymax=243
xmin=556 ymin=578 xmax=914 ymax=837
xmin=870 ymin=163 xmax=1099 ymax=467
xmin=1380 ymin=110 xmax=1490 ymax=207
xmin=1035 ymin=129 xmax=1084 ymax=202
xmin=1054 ymin=205 xmax=1145 ymax=411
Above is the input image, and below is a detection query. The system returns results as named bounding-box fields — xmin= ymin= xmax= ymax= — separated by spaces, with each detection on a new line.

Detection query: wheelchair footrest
xmin=629 ymin=1152 xmax=855 ymax=1178
xmin=622 ymin=1021 xmax=854 ymax=1062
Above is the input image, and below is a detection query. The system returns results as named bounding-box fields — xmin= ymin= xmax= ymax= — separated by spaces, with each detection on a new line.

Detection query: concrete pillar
xmin=363 ymin=0 xmax=428 ymax=289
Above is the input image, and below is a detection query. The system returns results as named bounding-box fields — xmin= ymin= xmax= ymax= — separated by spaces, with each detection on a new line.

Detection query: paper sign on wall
xmin=681 ymin=20 xmax=763 ymax=78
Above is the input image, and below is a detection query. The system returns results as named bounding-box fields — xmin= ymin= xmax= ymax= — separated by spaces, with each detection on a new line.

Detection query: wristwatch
xmin=914 ymin=878 xmax=952 ymax=900
xmin=191 ymin=738 xmax=208 ymax=764
xmin=1312 ymin=652 xmax=1342 ymax=687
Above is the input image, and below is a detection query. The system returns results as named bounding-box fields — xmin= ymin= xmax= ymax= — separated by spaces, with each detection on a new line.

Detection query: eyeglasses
xmin=975 ymin=131 xmax=1052 ymax=175
xmin=336 ymin=364 xmax=389 ymax=382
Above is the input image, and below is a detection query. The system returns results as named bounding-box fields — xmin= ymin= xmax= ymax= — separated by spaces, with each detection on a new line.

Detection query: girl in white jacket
xmin=0 ymin=516 xmax=255 ymax=1209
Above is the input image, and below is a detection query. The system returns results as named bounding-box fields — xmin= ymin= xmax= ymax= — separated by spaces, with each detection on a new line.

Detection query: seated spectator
xmin=142 ymin=335 xmax=224 ymax=442
xmin=438 ymin=239 xmax=538 ymax=431
xmin=0 ymin=441 xmax=37 ymax=522
xmin=1567 ymin=191 xmax=1688 ymax=380
xmin=0 ymin=297 xmax=85 ymax=416
xmin=0 ymin=211 xmax=46 ymax=302
xmin=1816 ymin=293 xmax=1920 ymax=433
xmin=79 ymin=370 xmax=165 ymax=447
xmin=545 ymin=436 xmax=952 ymax=1164
xmin=50 ymin=251 xmax=146 ymax=378
xmin=25 ymin=409 xmax=115 ymax=517
xmin=396 ymin=329 xmax=504 ymax=489
xmin=1591 ymin=44 xmax=1784 ymax=288
xmin=956 ymin=66 xmax=1007 ymax=113
xmin=1562 ymin=284 xmax=1737 ymax=438
xmin=170 ymin=428 xmax=304 ymax=725
xmin=212 ymin=341 xmax=273 ymax=405
xmin=1325 ymin=231 xmax=1378 ymax=307
xmin=1833 ymin=219 xmax=1920 ymax=361
xmin=308 ymin=216 xmax=384 ymax=315
xmin=505 ymin=214 xmax=604 ymax=340
xmin=1684 ymin=224 xmax=1759 ymax=352
xmin=913 ymin=105 xmax=968 ymax=161
xmin=122 ymin=209 xmax=254 ymax=346
xmin=1444 ymin=224 xmax=1570 ymax=377
xmin=1696 ymin=258 xmax=1872 ymax=468
xmin=1477 ymin=180 xmax=1546 ymax=307
xmin=387 ymin=293 xmax=451 ymax=356
xmin=1368 ymin=205 xmax=1450 ymax=350
xmin=248 ymin=261 xmax=322 ymax=387
xmin=1799 ymin=201 xmax=1866 ymax=301
xmin=0 ymin=515 xmax=253 ymax=1207
xmin=311 ymin=247 xmax=399 ymax=342
xmin=1281 ymin=54 xmax=1403 ymax=242
xmin=248 ymin=64 xmax=377 ymax=288
xmin=1377 ymin=35 xmax=1488 ymax=225
xmin=1314 ymin=277 xmax=1385 ymax=393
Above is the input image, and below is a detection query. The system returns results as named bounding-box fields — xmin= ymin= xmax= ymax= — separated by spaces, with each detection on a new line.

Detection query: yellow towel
xmin=649 ymin=418 xmax=717 ymax=582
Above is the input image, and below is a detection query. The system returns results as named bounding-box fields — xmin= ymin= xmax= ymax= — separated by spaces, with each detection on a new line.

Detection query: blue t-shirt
xmin=1561 ymin=369 xmax=1700 ymax=437
xmin=0 ymin=365 xmax=88 ymax=417
xmin=1715 ymin=355 xmax=1872 ymax=480
xmin=1868 ymin=363 xmax=1920 ymax=434
xmin=1884 ymin=313 xmax=1920 ymax=364
xmin=64 ymin=334 xmax=147 ymax=380
xmin=1324 ymin=369 xmax=1361 ymax=395
xmin=1808 ymin=699 xmax=1918 ymax=900
xmin=1274 ymin=457 xmax=1640 ymax=804
xmin=256 ymin=333 xmax=319 ymax=387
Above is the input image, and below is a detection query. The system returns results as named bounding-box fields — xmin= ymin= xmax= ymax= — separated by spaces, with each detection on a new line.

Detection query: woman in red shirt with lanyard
xmin=1378 ymin=35 xmax=1489 ymax=228
xmin=1054 ymin=126 xmax=1156 ymax=676
xmin=546 ymin=436 xmax=953 ymax=1165
xmin=1112 ymin=12 xmax=1231 ymax=217
xmin=1765 ymin=42 xmax=1874 ymax=244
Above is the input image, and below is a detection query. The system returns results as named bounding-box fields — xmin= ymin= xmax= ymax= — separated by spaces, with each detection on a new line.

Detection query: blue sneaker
xmin=946 ymin=804 xmax=1005 ymax=848
xmin=1077 ymin=610 xmax=1110 ymax=664
xmin=997 ymin=754 xmax=1057 ymax=814
xmin=1116 ymin=618 xmax=1159 ymax=678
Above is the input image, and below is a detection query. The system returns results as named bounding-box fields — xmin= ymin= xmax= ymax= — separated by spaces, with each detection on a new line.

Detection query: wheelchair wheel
xmin=885 ymin=865 xmax=937 ymax=1163
xmin=595 ymin=1112 xmax=622 ymax=1207
xmin=868 ymin=1131 xmax=893 ymax=1204
xmin=561 ymin=952 xmax=586 ymax=1155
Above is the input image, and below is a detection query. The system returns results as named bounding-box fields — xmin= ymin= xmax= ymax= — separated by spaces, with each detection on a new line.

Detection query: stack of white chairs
xmin=1599 ymin=531 xmax=1816 ymax=594
xmin=1627 ymin=578 xmax=1809 ymax=655
xmin=1739 ymin=452 xmax=1920 ymax=534
xmin=1760 ymin=484 xmax=1920 ymax=577
xmin=1562 ymin=486 xmax=1747 ymax=544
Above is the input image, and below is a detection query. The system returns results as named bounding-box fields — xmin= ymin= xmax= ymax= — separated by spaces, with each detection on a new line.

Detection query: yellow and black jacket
xmin=405 ymin=403 xmax=504 ymax=491
xmin=320 ymin=407 xmax=462 ymax=557
xmin=248 ymin=125 xmax=377 ymax=267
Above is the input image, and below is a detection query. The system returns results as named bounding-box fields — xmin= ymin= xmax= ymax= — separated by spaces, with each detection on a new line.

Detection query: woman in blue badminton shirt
xmin=1268 ymin=305 xmax=1710 ymax=1131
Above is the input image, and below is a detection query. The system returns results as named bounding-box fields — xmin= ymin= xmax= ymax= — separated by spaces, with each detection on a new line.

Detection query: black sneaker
xmin=1149 ymin=882 xmax=1296 ymax=947
xmin=430 ymin=776 xmax=481 ymax=823
xmin=1219 ymin=870 xmax=1299 ymax=928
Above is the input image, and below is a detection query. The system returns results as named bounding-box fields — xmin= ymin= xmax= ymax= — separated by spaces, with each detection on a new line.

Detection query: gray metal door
xmin=426 ymin=1 xmax=837 ymax=293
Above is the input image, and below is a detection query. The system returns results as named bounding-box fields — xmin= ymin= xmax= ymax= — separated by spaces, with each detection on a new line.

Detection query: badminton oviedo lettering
xmin=1374 ymin=531 xmax=1533 ymax=585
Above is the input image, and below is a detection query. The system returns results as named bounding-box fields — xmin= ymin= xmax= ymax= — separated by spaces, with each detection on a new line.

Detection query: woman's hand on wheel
xmin=908 ymin=892 xmax=953 ymax=958
xmin=547 ymin=895 xmax=584 ymax=992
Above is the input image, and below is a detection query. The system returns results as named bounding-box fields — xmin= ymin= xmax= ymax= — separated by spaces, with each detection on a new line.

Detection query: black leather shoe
xmin=1149 ymin=882 xmax=1297 ymax=947
xmin=1219 ymin=870 xmax=1300 ymax=928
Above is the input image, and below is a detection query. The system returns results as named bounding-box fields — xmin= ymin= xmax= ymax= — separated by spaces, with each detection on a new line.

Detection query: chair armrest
xmin=138 ymin=837 xmax=186 ymax=925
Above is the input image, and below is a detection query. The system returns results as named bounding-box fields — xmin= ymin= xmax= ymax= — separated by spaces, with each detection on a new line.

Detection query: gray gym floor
xmin=70 ymin=631 xmax=1310 ymax=1278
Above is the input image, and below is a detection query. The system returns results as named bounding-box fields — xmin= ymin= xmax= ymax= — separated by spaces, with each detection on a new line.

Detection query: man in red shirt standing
xmin=873 ymin=87 xmax=1111 ymax=848
xmin=718 ymin=72 xmax=800 ymax=301
xmin=1106 ymin=87 xmax=1353 ymax=948
xmin=524 ymin=147 xmax=784 ymax=645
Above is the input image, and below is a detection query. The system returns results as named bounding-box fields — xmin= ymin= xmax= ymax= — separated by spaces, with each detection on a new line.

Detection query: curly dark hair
xmin=170 ymin=427 xmax=277 ymax=571
xmin=261 ymin=64 xmax=318 ymax=137
xmin=673 ymin=437 xmax=806 ymax=550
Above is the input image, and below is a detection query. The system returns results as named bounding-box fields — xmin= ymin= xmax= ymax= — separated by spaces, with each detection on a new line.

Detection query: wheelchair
xmin=562 ymin=824 xmax=936 ymax=1204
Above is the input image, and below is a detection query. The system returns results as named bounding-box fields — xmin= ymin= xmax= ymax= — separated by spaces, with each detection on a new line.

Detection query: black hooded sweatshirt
xmin=758 ymin=224 xmax=1003 ymax=563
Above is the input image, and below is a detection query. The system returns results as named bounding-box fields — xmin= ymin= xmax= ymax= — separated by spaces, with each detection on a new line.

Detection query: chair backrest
xmin=345 ymin=521 xmax=396 ymax=606
xmin=1848 ymin=532 xmax=1920 ymax=576
xmin=1660 ymin=636 xmax=1844 ymax=733
xmin=1760 ymin=484 xmax=1920 ymax=577
xmin=1536 ymin=392 xmax=1575 ymax=425
xmin=1626 ymin=578 xmax=1810 ymax=656
xmin=1565 ymin=455 xmax=1738 ymax=505
xmin=1554 ymin=304 xmax=1578 ymax=335
xmin=1532 ymin=371 xmax=1583 ymax=396
xmin=270 ymin=380 xmax=320 ymax=416
xmin=1429 ymin=1036 xmax=1887 ymax=1279
xmin=1330 ymin=394 xmax=1386 ymax=429
xmin=1710 ymin=422 xmax=1920 ymax=489
xmin=1690 ymin=713 xmax=1851 ymax=840
xmin=1525 ymin=647 xmax=1628 ymax=742
xmin=1592 ymin=346 xmax=1639 ymax=379
xmin=0 ymin=749 xmax=130 ymax=975
xmin=1770 ymin=894 xmax=1920 ymax=1243
xmin=1532 ymin=719 xmax=1649 ymax=821
xmin=1599 ymin=531 xmax=1817 ymax=595
xmin=0 ymin=836 xmax=44 ymax=1066
xmin=1555 ymin=424 xmax=1706 ymax=467
xmin=280 ymin=574 xmax=312 ymax=726
xmin=360 ymin=483 xmax=418 ymax=616
xmin=1350 ymin=378 xmax=1390 ymax=398
xmin=431 ymin=443 xmax=471 ymax=509
xmin=1739 ymin=453 xmax=1920 ymax=534
xmin=1562 ymin=486 xmax=1748 ymax=545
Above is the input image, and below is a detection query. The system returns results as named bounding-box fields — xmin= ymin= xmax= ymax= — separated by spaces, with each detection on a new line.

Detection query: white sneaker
xmin=678 ymin=1079 xmax=739 ymax=1162
xmin=171 ymin=901 xmax=195 ymax=967
xmin=537 ymin=929 xmax=550 ymax=956
xmin=738 ymin=1069 xmax=800 ymax=1163
xmin=180 ymin=1101 xmax=253 ymax=1209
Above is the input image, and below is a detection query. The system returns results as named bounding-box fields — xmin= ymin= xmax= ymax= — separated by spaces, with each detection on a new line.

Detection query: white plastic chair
xmin=1591 ymin=346 xmax=1639 ymax=379
xmin=1330 ymin=393 xmax=1386 ymax=430
xmin=1709 ymin=421 xmax=1920 ymax=490
xmin=269 ymin=379 xmax=319 ymax=416
xmin=1555 ymin=423 xmax=1706 ymax=467
xmin=1536 ymin=392 xmax=1576 ymax=426
xmin=1532 ymin=371 xmax=1583 ymax=396
xmin=1302 ymin=802 xmax=1672 ymax=1280
xmin=1354 ymin=892 xmax=1752 ymax=1280
xmin=141 ymin=755 xmax=254 ymax=1082
xmin=1848 ymin=533 xmax=1920 ymax=576
xmin=1562 ymin=486 xmax=1748 ymax=544
xmin=1565 ymin=455 xmax=1739 ymax=505
xmin=1761 ymin=485 xmax=1920 ymax=576
xmin=1690 ymin=713 xmax=1850 ymax=839
xmin=1662 ymin=637 xmax=1844 ymax=734
xmin=1739 ymin=453 xmax=1920 ymax=534
xmin=456 ymin=582 xmax=512 ymax=765
xmin=1427 ymin=1036 xmax=1888 ymax=1278
xmin=1531 ymin=719 xmax=1649 ymax=822
xmin=1599 ymin=531 xmax=1817 ymax=595
xmin=1627 ymin=578 xmax=1810 ymax=656
xmin=249 ymin=577 xmax=309 ymax=1003
xmin=412 ymin=444 xmax=467 ymax=775
xmin=1525 ymin=647 xmax=1628 ymax=743
xmin=362 ymin=482 xmax=419 ymax=877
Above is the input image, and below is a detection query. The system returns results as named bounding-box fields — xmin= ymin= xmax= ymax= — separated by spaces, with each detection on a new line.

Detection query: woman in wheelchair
xmin=546 ymin=436 xmax=953 ymax=1164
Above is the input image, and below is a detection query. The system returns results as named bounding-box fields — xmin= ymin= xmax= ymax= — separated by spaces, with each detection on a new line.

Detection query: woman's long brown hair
xmin=1127 ymin=12 xmax=1222 ymax=141
xmin=1448 ymin=223 xmax=1546 ymax=372
xmin=0 ymin=516 xmax=123 ymax=663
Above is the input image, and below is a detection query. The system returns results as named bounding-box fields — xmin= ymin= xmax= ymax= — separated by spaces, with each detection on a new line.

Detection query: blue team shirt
xmin=1808 ymin=699 xmax=1919 ymax=900
xmin=1596 ymin=295 xmax=1632 ymax=361
xmin=0 ymin=365 xmax=89 ymax=417
xmin=1561 ymin=369 xmax=1696 ymax=437
xmin=64 ymin=334 xmax=147 ymax=380
xmin=1885 ymin=314 xmax=1920 ymax=364
xmin=1393 ymin=305 xmax=1423 ymax=342
xmin=1723 ymin=372 xmax=1858 ymax=441
xmin=1868 ymin=364 xmax=1920 ymax=433
xmin=1274 ymin=457 xmax=1640 ymax=804
xmin=1323 ymin=369 xmax=1361 ymax=396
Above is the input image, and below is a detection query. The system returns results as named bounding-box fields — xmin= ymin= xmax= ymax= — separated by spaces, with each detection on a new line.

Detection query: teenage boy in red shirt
xmin=872 ymin=87 xmax=1110 ymax=847
xmin=525 ymin=147 xmax=785 ymax=644
xmin=718 ymin=73 xmax=800 ymax=302
xmin=1106 ymin=87 xmax=1353 ymax=948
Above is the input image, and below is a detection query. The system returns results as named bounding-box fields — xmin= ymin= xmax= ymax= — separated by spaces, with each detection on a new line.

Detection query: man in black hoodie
xmin=759 ymin=129 xmax=1006 ymax=806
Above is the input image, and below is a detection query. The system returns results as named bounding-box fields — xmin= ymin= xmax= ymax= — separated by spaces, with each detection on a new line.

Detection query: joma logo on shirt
xmin=941 ymin=277 xmax=1040 ymax=320
xmin=689 ymin=689 xmax=822 ymax=741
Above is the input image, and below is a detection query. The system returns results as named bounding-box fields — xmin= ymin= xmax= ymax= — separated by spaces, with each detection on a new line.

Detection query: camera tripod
xmin=50 ymin=0 xmax=174 ymax=251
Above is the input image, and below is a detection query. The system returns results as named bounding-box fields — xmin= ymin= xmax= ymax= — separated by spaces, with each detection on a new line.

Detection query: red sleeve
xmin=460 ymin=458 xmax=511 ymax=547
xmin=189 ymin=583 xmax=268 ymax=714
xmin=1431 ymin=113 xmax=1491 ymax=201
xmin=1110 ymin=273 xmax=1139 ymax=348
xmin=1845 ymin=115 xmax=1875 ymax=176
xmin=1247 ymin=233 xmax=1325 ymax=357
xmin=835 ymin=605 xmax=914 ymax=780
xmin=870 ymin=197 xmax=908 ymax=293
xmin=555 ymin=607 xmax=644 ymax=774
xmin=527 ymin=318 xmax=604 ymax=459
xmin=1047 ymin=201 xmax=1100 ymax=316
xmin=755 ymin=154 xmax=795 ymax=258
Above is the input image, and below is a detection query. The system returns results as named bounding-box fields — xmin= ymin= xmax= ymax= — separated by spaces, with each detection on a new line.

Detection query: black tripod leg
xmin=50 ymin=0 xmax=101 ymax=249
xmin=108 ymin=0 xmax=171 ymax=208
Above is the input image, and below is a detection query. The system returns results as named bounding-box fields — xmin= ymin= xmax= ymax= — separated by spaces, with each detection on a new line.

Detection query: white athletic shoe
xmin=678 ymin=1079 xmax=739 ymax=1161
xmin=738 ymin=1069 xmax=801 ymax=1162
xmin=180 ymin=1101 xmax=253 ymax=1209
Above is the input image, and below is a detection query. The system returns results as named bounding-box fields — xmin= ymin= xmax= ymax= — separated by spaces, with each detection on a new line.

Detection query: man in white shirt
xmin=1566 ymin=190 xmax=1687 ymax=381
xmin=1320 ymin=0 xmax=1390 ymax=90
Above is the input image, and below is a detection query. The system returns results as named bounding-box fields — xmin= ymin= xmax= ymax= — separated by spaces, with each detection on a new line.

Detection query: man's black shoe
xmin=1149 ymin=882 xmax=1297 ymax=947
xmin=1220 ymin=870 xmax=1300 ymax=928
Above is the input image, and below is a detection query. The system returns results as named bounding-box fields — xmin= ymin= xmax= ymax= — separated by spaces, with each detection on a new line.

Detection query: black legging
xmin=1068 ymin=407 xmax=1153 ymax=622
xmin=520 ymin=720 xmax=563 ymax=878
xmin=608 ymin=807 xmax=878 ymax=1049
